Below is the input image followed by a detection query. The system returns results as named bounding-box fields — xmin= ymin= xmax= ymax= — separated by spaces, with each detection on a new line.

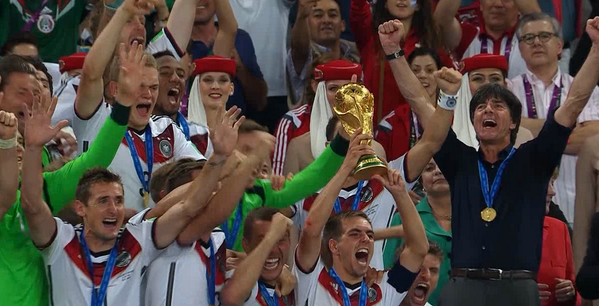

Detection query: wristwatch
xmin=385 ymin=49 xmax=405 ymax=61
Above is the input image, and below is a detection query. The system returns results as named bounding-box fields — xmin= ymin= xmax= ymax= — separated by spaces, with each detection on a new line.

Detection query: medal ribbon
xmin=522 ymin=74 xmax=563 ymax=119
xmin=334 ymin=181 xmax=364 ymax=214
xmin=21 ymin=0 xmax=51 ymax=32
xmin=408 ymin=111 xmax=422 ymax=149
xmin=258 ymin=281 xmax=280 ymax=306
xmin=125 ymin=128 xmax=154 ymax=199
xmin=206 ymin=238 xmax=217 ymax=305
xmin=222 ymin=201 xmax=243 ymax=249
xmin=478 ymin=147 xmax=516 ymax=210
xmin=480 ymin=34 xmax=513 ymax=66
xmin=177 ymin=112 xmax=191 ymax=140
xmin=328 ymin=268 xmax=368 ymax=306
xmin=79 ymin=229 xmax=119 ymax=306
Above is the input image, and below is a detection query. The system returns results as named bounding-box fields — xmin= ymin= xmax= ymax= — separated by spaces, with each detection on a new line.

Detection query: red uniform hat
xmin=314 ymin=60 xmax=362 ymax=81
xmin=461 ymin=54 xmax=508 ymax=74
xmin=58 ymin=52 xmax=87 ymax=74
xmin=193 ymin=55 xmax=236 ymax=78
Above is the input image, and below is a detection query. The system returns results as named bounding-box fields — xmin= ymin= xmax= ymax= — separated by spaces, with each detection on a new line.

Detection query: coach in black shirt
xmin=431 ymin=17 xmax=599 ymax=306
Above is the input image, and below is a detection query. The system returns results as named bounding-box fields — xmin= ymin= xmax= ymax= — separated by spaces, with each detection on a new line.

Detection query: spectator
xmin=52 ymin=52 xmax=87 ymax=125
xmin=289 ymin=0 xmax=354 ymax=42
xmin=509 ymin=12 xmax=599 ymax=223
xmin=228 ymin=0 xmax=296 ymax=133
xmin=576 ymin=212 xmax=599 ymax=301
xmin=287 ymin=0 xmax=360 ymax=105
xmin=434 ymin=0 xmax=542 ymax=78
xmin=537 ymin=173 xmax=581 ymax=306
xmin=0 ymin=0 xmax=90 ymax=62
xmin=350 ymin=0 xmax=453 ymax=121
xmin=0 ymin=31 xmax=39 ymax=58
xmin=187 ymin=0 xmax=267 ymax=116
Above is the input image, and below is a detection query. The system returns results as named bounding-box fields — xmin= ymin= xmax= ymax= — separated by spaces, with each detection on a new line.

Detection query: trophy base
xmin=352 ymin=154 xmax=388 ymax=181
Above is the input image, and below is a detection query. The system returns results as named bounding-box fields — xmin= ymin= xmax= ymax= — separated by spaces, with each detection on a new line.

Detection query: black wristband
xmin=330 ymin=133 xmax=350 ymax=156
xmin=386 ymin=49 xmax=405 ymax=61
xmin=111 ymin=101 xmax=131 ymax=126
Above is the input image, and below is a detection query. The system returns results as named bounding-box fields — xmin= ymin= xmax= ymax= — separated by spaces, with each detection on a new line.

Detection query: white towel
xmin=310 ymin=81 xmax=333 ymax=159
xmin=452 ymin=73 xmax=479 ymax=149
xmin=187 ymin=75 xmax=208 ymax=126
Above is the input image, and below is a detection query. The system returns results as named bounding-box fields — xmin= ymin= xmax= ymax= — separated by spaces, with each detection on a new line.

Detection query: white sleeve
xmin=293 ymin=255 xmax=323 ymax=306
xmin=291 ymin=200 xmax=306 ymax=231
xmin=381 ymin=274 xmax=409 ymax=306
xmin=41 ymin=218 xmax=75 ymax=264
xmin=125 ymin=219 xmax=163 ymax=264
xmin=146 ymin=28 xmax=184 ymax=61
xmin=71 ymin=102 xmax=111 ymax=154
xmin=173 ymin=123 xmax=206 ymax=161
xmin=128 ymin=208 xmax=153 ymax=224
xmin=387 ymin=153 xmax=417 ymax=191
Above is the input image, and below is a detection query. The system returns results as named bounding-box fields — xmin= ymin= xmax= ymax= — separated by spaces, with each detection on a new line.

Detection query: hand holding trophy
xmin=334 ymin=83 xmax=387 ymax=180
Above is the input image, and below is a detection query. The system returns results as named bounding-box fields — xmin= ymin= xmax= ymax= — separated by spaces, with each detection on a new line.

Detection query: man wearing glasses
xmin=509 ymin=12 xmax=599 ymax=228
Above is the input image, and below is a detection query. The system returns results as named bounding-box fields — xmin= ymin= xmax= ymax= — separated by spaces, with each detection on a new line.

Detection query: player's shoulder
xmin=150 ymin=116 xmax=178 ymax=135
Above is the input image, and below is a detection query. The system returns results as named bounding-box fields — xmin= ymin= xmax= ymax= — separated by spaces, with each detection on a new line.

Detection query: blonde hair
xmin=109 ymin=51 xmax=157 ymax=82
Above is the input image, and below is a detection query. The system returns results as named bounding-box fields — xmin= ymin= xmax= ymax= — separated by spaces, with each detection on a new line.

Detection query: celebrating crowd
xmin=1 ymin=0 xmax=599 ymax=305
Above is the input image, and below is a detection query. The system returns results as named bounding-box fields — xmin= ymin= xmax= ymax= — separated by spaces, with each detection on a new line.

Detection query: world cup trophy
xmin=334 ymin=83 xmax=387 ymax=180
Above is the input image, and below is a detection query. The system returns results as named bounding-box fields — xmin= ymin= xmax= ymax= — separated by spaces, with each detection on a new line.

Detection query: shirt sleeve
xmin=273 ymin=114 xmax=296 ymax=175
xmin=126 ymin=219 xmax=163 ymax=264
xmin=349 ymin=0 xmax=374 ymax=52
xmin=42 ymin=104 xmax=129 ymax=214
xmin=41 ymin=218 xmax=75 ymax=265
xmin=293 ymin=255 xmax=323 ymax=306
xmin=262 ymin=135 xmax=349 ymax=208
xmin=146 ymin=27 xmax=184 ymax=61
xmin=387 ymin=153 xmax=417 ymax=191
xmin=386 ymin=261 xmax=418 ymax=293
xmin=236 ymin=30 xmax=263 ymax=78
xmin=173 ymin=123 xmax=206 ymax=161
xmin=381 ymin=276 xmax=409 ymax=306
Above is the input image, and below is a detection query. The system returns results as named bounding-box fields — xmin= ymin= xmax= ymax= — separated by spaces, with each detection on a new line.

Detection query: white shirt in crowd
xmin=509 ymin=68 xmax=599 ymax=222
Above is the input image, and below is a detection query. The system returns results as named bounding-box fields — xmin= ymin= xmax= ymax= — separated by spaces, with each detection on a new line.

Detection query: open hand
xmin=23 ymin=96 xmax=69 ymax=148
xmin=378 ymin=19 xmax=405 ymax=55
xmin=373 ymin=168 xmax=407 ymax=197
xmin=210 ymin=105 xmax=244 ymax=156
xmin=117 ymin=42 xmax=146 ymax=106
xmin=587 ymin=17 xmax=599 ymax=44
xmin=433 ymin=67 xmax=462 ymax=96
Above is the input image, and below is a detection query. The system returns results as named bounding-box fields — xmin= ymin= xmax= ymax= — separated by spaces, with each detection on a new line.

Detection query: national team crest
xmin=116 ymin=251 xmax=132 ymax=268
xmin=37 ymin=14 xmax=55 ymax=34
xmin=361 ymin=186 xmax=374 ymax=203
xmin=159 ymin=139 xmax=173 ymax=158
xmin=368 ymin=287 xmax=377 ymax=302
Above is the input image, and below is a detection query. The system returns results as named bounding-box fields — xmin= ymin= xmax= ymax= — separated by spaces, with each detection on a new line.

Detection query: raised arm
xmin=21 ymin=96 xmax=69 ymax=248
xmin=290 ymin=0 xmax=319 ymax=75
xmin=296 ymin=132 xmax=373 ymax=271
xmin=404 ymin=68 xmax=463 ymax=182
xmin=221 ymin=213 xmax=293 ymax=306
xmin=373 ymin=170 xmax=427 ymax=272
xmin=433 ymin=0 xmax=463 ymax=51
xmin=379 ymin=20 xmax=435 ymax=129
xmin=211 ymin=0 xmax=238 ymax=57
xmin=374 ymin=225 xmax=404 ymax=241
xmin=153 ymin=106 xmax=243 ymax=249
xmin=349 ymin=0 xmax=374 ymax=51
xmin=555 ymin=19 xmax=599 ymax=128
xmin=0 ymin=93 xmax=19 ymax=218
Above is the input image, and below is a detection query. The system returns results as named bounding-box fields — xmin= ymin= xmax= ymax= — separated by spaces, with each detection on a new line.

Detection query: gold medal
xmin=143 ymin=191 xmax=149 ymax=208
xmin=481 ymin=207 xmax=497 ymax=222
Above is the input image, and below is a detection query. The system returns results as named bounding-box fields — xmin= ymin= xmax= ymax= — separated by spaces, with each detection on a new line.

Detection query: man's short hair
xmin=469 ymin=84 xmax=522 ymax=145
xmin=75 ymin=168 xmax=123 ymax=204
xmin=517 ymin=12 xmax=563 ymax=40
xmin=320 ymin=211 xmax=372 ymax=267
xmin=395 ymin=240 xmax=444 ymax=263
xmin=165 ymin=159 xmax=206 ymax=194
xmin=109 ymin=51 xmax=158 ymax=82
xmin=149 ymin=161 xmax=181 ymax=202
xmin=407 ymin=47 xmax=443 ymax=70
xmin=0 ymin=32 xmax=38 ymax=56
xmin=243 ymin=207 xmax=279 ymax=240
xmin=21 ymin=55 xmax=53 ymax=96
xmin=152 ymin=50 xmax=176 ymax=61
xmin=0 ymin=55 xmax=37 ymax=92
xmin=239 ymin=119 xmax=269 ymax=134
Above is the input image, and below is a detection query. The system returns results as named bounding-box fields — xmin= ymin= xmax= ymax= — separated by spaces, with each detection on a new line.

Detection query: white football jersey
xmin=292 ymin=154 xmax=412 ymax=270
xmin=294 ymin=259 xmax=408 ymax=306
xmin=152 ymin=115 xmax=214 ymax=158
xmin=41 ymin=216 xmax=162 ymax=306
xmin=144 ymin=230 xmax=228 ymax=306
xmin=72 ymin=105 xmax=205 ymax=211
xmin=242 ymin=281 xmax=297 ymax=306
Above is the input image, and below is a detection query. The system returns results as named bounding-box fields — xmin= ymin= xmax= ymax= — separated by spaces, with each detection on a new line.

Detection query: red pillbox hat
xmin=58 ymin=52 xmax=87 ymax=74
xmin=314 ymin=60 xmax=362 ymax=81
xmin=461 ymin=54 xmax=508 ymax=74
xmin=193 ymin=55 xmax=236 ymax=78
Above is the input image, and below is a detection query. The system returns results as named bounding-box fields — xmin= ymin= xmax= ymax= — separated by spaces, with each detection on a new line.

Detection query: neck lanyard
xmin=177 ymin=112 xmax=190 ymax=140
xmin=258 ymin=281 xmax=280 ymax=306
xmin=480 ymin=34 xmax=513 ymax=66
xmin=409 ymin=111 xmax=422 ymax=149
xmin=478 ymin=147 xmax=516 ymax=210
xmin=206 ymin=239 xmax=216 ymax=306
xmin=222 ymin=201 xmax=243 ymax=249
xmin=522 ymin=74 xmax=563 ymax=119
xmin=328 ymin=268 xmax=368 ymax=306
xmin=124 ymin=128 xmax=153 ymax=207
xmin=22 ymin=0 xmax=51 ymax=32
xmin=334 ymin=181 xmax=364 ymax=214
xmin=79 ymin=229 xmax=119 ymax=306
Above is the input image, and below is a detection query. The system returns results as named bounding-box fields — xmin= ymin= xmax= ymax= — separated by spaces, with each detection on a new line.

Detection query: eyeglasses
xmin=518 ymin=32 xmax=557 ymax=45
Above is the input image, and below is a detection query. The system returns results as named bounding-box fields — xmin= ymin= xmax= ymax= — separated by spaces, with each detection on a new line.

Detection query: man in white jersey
xmin=221 ymin=208 xmax=295 ymax=306
xmin=294 ymin=129 xmax=429 ymax=306
xmin=508 ymin=12 xmax=599 ymax=223
xmin=19 ymin=58 xmax=241 ymax=305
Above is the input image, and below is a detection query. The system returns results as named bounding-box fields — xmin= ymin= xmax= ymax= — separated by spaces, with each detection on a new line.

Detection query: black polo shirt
xmin=434 ymin=111 xmax=572 ymax=272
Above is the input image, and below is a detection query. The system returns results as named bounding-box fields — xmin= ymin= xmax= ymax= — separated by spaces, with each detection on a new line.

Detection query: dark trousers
xmin=438 ymin=277 xmax=540 ymax=306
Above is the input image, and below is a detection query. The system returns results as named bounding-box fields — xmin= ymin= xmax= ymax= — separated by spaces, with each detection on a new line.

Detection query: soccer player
xmin=220 ymin=208 xmax=295 ymax=306
xmin=295 ymin=130 xmax=429 ymax=306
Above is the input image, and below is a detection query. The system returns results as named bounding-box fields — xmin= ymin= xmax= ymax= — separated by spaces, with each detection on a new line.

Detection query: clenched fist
xmin=0 ymin=110 xmax=17 ymax=140
xmin=378 ymin=19 xmax=405 ymax=56
xmin=433 ymin=67 xmax=463 ymax=96
xmin=587 ymin=17 xmax=599 ymax=44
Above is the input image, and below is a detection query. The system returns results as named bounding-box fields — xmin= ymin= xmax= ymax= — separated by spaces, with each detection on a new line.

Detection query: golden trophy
xmin=334 ymin=83 xmax=387 ymax=181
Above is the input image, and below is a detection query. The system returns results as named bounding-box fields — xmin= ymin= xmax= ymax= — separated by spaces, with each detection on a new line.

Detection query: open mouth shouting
xmin=411 ymin=282 xmax=430 ymax=305
xmin=355 ymin=248 xmax=369 ymax=265
xmin=136 ymin=102 xmax=152 ymax=118
xmin=130 ymin=36 xmax=145 ymax=46
xmin=167 ymin=87 xmax=181 ymax=105
xmin=263 ymin=257 xmax=280 ymax=271
xmin=102 ymin=218 xmax=118 ymax=230
xmin=482 ymin=119 xmax=497 ymax=129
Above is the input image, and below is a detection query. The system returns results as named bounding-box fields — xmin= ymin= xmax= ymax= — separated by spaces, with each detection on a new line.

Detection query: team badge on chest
xmin=37 ymin=14 xmax=55 ymax=34
xmin=361 ymin=186 xmax=374 ymax=203
xmin=115 ymin=251 xmax=132 ymax=268
xmin=159 ymin=139 xmax=173 ymax=158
